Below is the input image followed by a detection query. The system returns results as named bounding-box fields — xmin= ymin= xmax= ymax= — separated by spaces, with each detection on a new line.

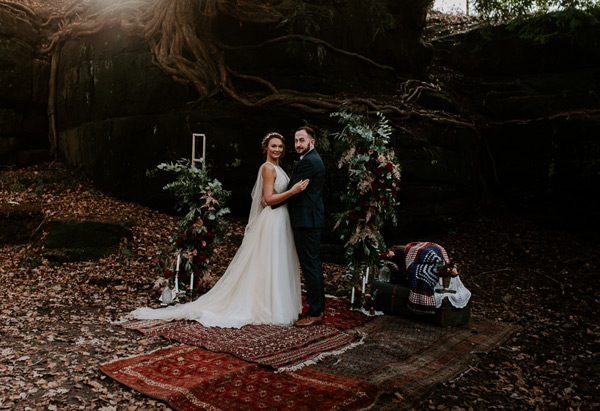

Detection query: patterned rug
xmin=317 ymin=295 xmax=374 ymax=330
xmin=100 ymin=344 xmax=379 ymax=411
xmin=107 ymin=315 xmax=518 ymax=410
xmin=123 ymin=319 xmax=362 ymax=372
xmin=311 ymin=315 xmax=520 ymax=409
xmin=122 ymin=296 xmax=371 ymax=372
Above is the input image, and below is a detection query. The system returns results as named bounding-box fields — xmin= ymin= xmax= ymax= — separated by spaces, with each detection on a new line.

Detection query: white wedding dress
xmin=131 ymin=162 xmax=302 ymax=328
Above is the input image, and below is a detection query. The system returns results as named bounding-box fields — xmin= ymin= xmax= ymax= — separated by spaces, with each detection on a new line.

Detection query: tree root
xmin=0 ymin=0 xmax=473 ymax=159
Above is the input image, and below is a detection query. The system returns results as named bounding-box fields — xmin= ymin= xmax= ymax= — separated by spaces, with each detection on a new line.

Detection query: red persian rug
xmin=100 ymin=344 xmax=379 ymax=411
xmin=123 ymin=320 xmax=361 ymax=372
xmin=317 ymin=295 xmax=374 ymax=330
xmin=123 ymin=296 xmax=371 ymax=372
xmin=310 ymin=315 xmax=521 ymax=409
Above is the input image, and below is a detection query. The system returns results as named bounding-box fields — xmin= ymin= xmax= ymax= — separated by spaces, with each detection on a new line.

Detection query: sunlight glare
xmin=433 ymin=0 xmax=468 ymax=14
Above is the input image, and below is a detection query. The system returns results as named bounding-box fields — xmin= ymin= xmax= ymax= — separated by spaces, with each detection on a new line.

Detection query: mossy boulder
xmin=41 ymin=220 xmax=132 ymax=262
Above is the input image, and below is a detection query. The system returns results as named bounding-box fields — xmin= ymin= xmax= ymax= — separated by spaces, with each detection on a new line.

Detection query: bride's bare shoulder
xmin=261 ymin=162 xmax=277 ymax=178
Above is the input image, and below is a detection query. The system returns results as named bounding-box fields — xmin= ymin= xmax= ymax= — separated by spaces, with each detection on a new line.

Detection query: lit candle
xmin=351 ymin=287 xmax=355 ymax=304
xmin=175 ymin=254 xmax=180 ymax=293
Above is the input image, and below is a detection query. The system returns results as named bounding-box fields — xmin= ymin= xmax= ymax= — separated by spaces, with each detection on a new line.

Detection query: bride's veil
xmin=245 ymin=164 xmax=265 ymax=234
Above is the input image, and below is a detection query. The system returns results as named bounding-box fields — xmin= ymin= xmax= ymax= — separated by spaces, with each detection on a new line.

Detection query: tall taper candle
xmin=175 ymin=254 xmax=180 ymax=294
xmin=351 ymin=287 xmax=355 ymax=304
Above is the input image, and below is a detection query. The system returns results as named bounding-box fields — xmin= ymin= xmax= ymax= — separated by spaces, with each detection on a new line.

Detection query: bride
xmin=131 ymin=132 xmax=309 ymax=328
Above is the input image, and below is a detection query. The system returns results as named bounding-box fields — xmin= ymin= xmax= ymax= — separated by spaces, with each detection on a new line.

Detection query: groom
xmin=286 ymin=126 xmax=326 ymax=327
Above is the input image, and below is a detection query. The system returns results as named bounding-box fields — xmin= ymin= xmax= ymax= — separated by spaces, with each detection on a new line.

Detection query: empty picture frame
xmin=192 ymin=133 xmax=206 ymax=167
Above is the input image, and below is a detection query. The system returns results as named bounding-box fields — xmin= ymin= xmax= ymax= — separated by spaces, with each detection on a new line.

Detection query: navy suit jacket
xmin=286 ymin=149 xmax=325 ymax=228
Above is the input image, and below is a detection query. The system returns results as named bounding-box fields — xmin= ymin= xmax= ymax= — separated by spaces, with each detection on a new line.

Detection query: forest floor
xmin=1 ymin=163 xmax=599 ymax=410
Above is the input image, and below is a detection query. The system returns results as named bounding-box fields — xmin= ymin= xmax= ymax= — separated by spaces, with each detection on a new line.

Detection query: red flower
xmin=380 ymin=252 xmax=388 ymax=258
xmin=175 ymin=239 xmax=183 ymax=247
xmin=386 ymin=163 xmax=394 ymax=171
xmin=165 ymin=270 xmax=173 ymax=278
xmin=374 ymin=167 xmax=383 ymax=175
xmin=199 ymin=255 xmax=206 ymax=262
xmin=196 ymin=234 xmax=204 ymax=241
xmin=357 ymin=146 xmax=367 ymax=155
xmin=207 ymin=232 xmax=215 ymax=239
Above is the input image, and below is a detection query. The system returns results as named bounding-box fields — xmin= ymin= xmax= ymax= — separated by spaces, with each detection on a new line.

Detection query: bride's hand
xmin=292 ymin=179 xmax=309 ymax=194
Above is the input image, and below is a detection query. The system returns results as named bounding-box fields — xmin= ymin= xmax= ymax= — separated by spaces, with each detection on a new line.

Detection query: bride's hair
xmin=262 ymin=132 xmax=285 ymax=155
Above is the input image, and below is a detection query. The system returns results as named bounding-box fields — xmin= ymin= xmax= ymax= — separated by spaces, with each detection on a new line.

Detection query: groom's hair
xmin=296 ymin=125 xmax=315 ymax=140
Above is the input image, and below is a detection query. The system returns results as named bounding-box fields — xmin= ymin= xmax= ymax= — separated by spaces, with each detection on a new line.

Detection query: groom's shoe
xmin=294 ymin=313 xmax=324 ymax=327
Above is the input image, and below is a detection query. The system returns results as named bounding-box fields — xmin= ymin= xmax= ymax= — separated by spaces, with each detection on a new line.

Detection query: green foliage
xmin=473 ymin=0 xmax=599 ymax=43
xmin=279 ymin=0 xmax=333 ymax=37
xmin=473 ymin=0 xmax=599 ymax=23
xmin=148 ymin=158 xmax=230 ymax=226
xmin=510 ymin=5 xmax=600 ymax=42
xmin=330 ymin=110 xmax=402 ymax=284
xmin=147 ymin=158 xmax=230 ymax=296
xmin=278 ymin=0 xmax=396 ymax=64
xmin=367 ymin=0 xmax=396 ymax=40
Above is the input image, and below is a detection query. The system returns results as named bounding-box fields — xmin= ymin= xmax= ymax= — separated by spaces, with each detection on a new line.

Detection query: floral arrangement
xmin=148 ymin=158 xmax=230 ymax=298
xmin=331 ymin=110 xmax=402 ymax=297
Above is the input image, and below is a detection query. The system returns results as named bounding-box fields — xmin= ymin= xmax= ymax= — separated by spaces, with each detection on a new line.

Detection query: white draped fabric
xmin=131 ymin=162 xmax=302 ymax=328
xmin=434 ymin=275 xmax=471 ymax=309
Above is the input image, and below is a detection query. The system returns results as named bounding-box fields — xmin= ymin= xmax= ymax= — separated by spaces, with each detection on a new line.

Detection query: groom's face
xmin=294 ymin=130 xmax=314 ymax=155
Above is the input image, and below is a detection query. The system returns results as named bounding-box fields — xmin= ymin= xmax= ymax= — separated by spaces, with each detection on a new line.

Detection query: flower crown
xmin=262 ymin=132 xmax=284 ymax=146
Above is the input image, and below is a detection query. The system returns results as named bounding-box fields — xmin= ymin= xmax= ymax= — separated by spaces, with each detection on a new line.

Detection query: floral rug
xmin=99 ymin=344 xmax=379 ymax=411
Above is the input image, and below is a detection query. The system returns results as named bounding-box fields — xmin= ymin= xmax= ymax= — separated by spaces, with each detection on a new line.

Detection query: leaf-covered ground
xmin=1 ymin=163 xmax=599 ymax=410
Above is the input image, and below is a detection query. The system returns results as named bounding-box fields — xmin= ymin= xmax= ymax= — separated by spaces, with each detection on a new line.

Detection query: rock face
xmin=40 ymin=220 xmax=132 ymax=263
xmin=0 ymin=9 xmax=49 ymax=166
xmin=0 ymin=202 xmax=44 ymax=245
xmin=434 ymin=9 xmax=600 ymax=230
xmin=48 ymin=1 xmax=449 ymax=243
xmin=0 ymin=5 xmax=599 ymax=241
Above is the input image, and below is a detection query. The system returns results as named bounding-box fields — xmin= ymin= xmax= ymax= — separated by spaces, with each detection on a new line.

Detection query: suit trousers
xmin=293 ymin=227 xmax=325 ymax=316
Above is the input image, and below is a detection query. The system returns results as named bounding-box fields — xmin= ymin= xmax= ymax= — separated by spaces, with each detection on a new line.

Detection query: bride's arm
xmin=262 ymin=164 xmax=308 ymax=206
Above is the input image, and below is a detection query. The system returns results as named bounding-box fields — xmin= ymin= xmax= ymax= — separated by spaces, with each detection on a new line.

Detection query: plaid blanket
xmin=405 ymin=242 xmax=451 ymax=315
